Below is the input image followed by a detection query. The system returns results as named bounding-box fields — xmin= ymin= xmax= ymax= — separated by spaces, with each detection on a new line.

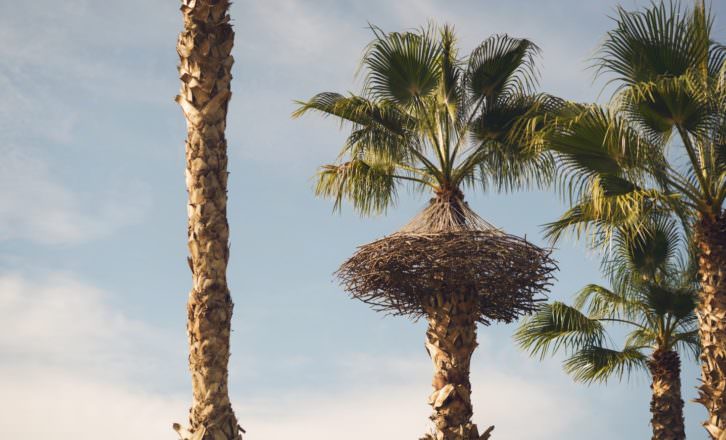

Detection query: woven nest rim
xmin=336 ymin=199 xmax=558 ymax=324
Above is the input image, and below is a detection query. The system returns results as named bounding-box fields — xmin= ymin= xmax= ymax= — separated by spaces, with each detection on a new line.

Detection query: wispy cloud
xmin=0 ymin=271 xmax=589 ymax=440
xmin=0 ymin=145 xmax=151 ymax=244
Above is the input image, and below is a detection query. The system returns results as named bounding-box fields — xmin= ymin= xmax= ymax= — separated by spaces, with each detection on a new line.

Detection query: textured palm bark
xmin=175 ymin=1 xmax=241 ymax=439
xmin=420 ymin=291 xmax=494 ymax=440
xmin=695 ymin=212 xmax=726 ymax=440
xmin=647 ymin=350 xmax=685 ymax=440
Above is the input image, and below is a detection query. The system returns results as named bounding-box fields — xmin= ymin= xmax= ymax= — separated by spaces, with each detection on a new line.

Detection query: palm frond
xmin=363 ymin=26 xmax=442 ymax=106
xmin=465 ymin=34 xmax=540 ymax=102
xmin=596 ymin=2 xmax=710 ymax=87
xmin=643 ymin=284 xmax=696 ymax=322
xmin=574 ymin=283 xmax=642 ymax=321
xmin=292 ymin=92 xmax=413 ymax=136
xmin=624 ymin=327 xmax=658 ymax=349
xmin=563 ymin=345 xmax=647 ymax=384
xmin=606 ymin=215 xmax=681 ymax=282
xmin=543 ymin=105 xmax=659 ymax=202
xmin=462 ymin=94 xmax=558 ymax=191
xmin=438 ymin=24 xmax=462 ymax=114
xmin=543 ymin=188 xmax=673 ymax=247
xmin=671 ymin=329 xmax=700 ymax=360
xmin=314 ymin=159 xmax=397 ymax=215
xmin=614 ymin=72 xmax=713 ymax=140
xmin=514 ymin=302 xmax=606 ymax=360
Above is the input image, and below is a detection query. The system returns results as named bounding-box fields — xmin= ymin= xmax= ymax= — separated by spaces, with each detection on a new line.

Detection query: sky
xmin=2 ymin=0 xmax=726 ymax=439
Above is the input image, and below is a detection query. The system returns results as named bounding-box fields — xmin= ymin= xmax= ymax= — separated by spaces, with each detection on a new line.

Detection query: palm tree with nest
xmin=523 ymin=2 xmax=726 ymax=436
xmin=516 ymin=218 xmax=699 ymax=440
xmin=295 ymin=24 xmax=557 ymax=440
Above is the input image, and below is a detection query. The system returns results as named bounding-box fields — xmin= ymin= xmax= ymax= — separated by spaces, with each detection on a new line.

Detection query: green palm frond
xmin=625 ymin=327 xmax=658 ymax=349
xmin=314 ymin=159 xmax=398 ymax=215
xmin=514 ymin=302 xmax=606 ymax=360
xmin=607 ymin=215 xmax=681 ymax=282
xmin=543 ymin=105 xmax=660 ymax=200
xmin=596 ymin=2 xmax=710 ymax=87
xmin=465 ymin=34 xmax=540 ymax=102
xmin=615 ymin=71 xmax=714 ymax=140
xmin=463 ymin=94 xmax=558 ymax=191
xmin=573 ymin=284 xmax=642 ymax=321
xmin=672 ymin=329 xmax=700 ymax=360
xmin=521 ymin=202 xmax=698 ymax=384
xmin=563 ymin=345 xmax=648 ymax=384
xmin=438 ymin=24 xmax=462 ymax=113
xmin=363 ymin=26 xmax=442 ymax=106
xmin=543 ymin=187 xmax=675 ymax=247
xmin=708 ymin=42 xmax=726 ymax=77
xmin=643 ymin=285 xmax=696 ymax=321
xmin=292 ymin=92 xmax=413 ymax=135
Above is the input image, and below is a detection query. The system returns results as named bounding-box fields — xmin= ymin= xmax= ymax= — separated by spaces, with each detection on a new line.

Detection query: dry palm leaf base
xmin=419 ymin=291 xmax=496 ymax=440
xmin=695 ymin=213 xmax=726 ymax=440
xmin=647 ymin=350 xmax=685 ymax=440
xmin=338 ymin=197 xmax=556 ymax=440
xmin=175 ymin=0 xmax=243 ymax=439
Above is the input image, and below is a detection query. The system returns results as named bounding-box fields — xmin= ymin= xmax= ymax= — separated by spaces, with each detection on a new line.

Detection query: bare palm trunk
xmin=695 ymin=213 xmax=726 ymax=439
xmin=175 ymin=1 xmax=241 ymax=439
xmin=648 ymin=349 xmax=685 ymax=440
xmin=421 ymin=291 xmax=493 ymax=440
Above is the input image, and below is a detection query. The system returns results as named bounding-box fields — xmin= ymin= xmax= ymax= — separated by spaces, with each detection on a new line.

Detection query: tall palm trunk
xmin=695 ymin=212 xmax=726 ymax=439
xmin=648 ymin=349 xmax=685 ymax=440
xmin=422 ymin=291 xmax=493 ymax=440
xmin=175 ymin=1 xmax=241 ymax=439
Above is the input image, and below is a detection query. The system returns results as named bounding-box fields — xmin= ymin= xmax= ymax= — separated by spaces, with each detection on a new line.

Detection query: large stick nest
xmin=337 ymin=196 xmax=557 ymax=324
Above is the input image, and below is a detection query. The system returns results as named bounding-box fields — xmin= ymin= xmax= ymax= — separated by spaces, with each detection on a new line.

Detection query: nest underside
xmin=337 ymin=199 xmax=557 ymax=324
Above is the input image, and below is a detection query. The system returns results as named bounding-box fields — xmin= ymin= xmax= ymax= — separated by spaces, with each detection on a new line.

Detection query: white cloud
xmin=0 ymin=272 xmax=187 ymax=439
xmin=0 ymin=273 xmax=172 ymax=375
xmin=0 ymin=370 xmax=187 ymax=440
xmin=241 ymin=361 xmax=583 ymax=440
xmin=0 ymin=145 xmax=151 ymax=244
xmin=0 ymin=271 xmax=589 ymax=440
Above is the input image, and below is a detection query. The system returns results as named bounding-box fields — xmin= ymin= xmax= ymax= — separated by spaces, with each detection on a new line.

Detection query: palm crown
xmin=515 ymin=218 xmax=699 ymax=383
xmin=294 ymin=24 xmax=557 ymax=214
xmin=531 ymin=1 xmax=726 ymax=244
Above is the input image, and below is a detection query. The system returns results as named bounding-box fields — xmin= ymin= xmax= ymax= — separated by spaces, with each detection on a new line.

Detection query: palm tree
xmin=516 ymin=219 xmax=699 ymax=440
xmin=295 ymin=25 xmax=557 ymax=440
xmin=173 ymin=1 xmax=243 ymax=439
xmin=525 ymin=2 xmax=726 ymax=436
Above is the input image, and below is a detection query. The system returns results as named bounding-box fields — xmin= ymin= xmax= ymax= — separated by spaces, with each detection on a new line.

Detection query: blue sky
xmin=2 ymin=0 xmax=726 ymax=439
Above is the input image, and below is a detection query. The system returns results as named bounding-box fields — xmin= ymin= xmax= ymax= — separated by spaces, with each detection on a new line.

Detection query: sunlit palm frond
xmin=465 ymin=34 xmax=540 ymax=102
xmin=464 ymin=94 xmax=558 ymax=191
xmin=607 ymin=215 xmax=681 ymax=282
xmin=363 ymin=26 xmax=442 ymax=106
xmin=573 ymin=284 xmax=642 ymax=321
xmin=625 ymin=327 xmax=658 ymax=350
xmin=543 ymin=187 xmax=672 ymax=248
xmin=292 ymin=92 xmax=413 ymax=136
xmin=438 ymin=24 xmax=462 ymax=115
xmin=544 ymin=105 xmax=659 ymax=200
xmin=596 ymin=2 xmax=710 ymax=87
xmin=563 ymin=345 xmax=647 ymax=384
xmin=615 ymin=72 xmax=714 ymax=141
xmin=314 ymin=159 xmax=397 ymax=215
xmin=514 ymin=302 xmax=606 ymax=360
